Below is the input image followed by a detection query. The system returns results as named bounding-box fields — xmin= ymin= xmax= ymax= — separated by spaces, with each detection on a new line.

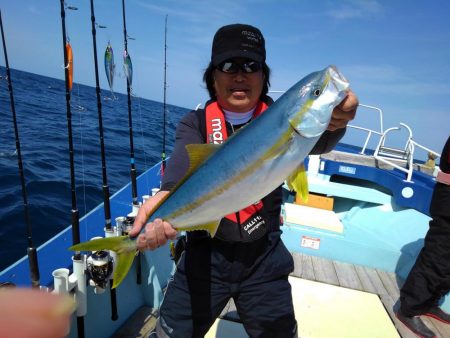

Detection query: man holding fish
xmin=130 ymin=24 xmax=358 ymax=337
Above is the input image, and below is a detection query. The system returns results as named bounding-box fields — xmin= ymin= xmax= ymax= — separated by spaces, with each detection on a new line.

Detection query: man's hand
xmin=129 ymin=190 xmax=177 ymax=250
xmin=328 ymin=89 xmax=358 ymax=131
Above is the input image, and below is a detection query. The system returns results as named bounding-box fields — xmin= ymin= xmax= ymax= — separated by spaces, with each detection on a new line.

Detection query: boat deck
xmin=286 ymin=252 xmax=450 ymax=338
xmin=112 ymin=252 xmax=450 ymax=338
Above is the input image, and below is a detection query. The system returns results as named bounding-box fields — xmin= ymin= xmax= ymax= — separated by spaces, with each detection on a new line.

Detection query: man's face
xmin=213 ymin=58 xmax=264 ymax=113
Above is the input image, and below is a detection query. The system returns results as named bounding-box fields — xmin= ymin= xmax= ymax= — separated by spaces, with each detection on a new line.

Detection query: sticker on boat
xmin=338 ymin=165 xmax=356 ymax=174
xmin=301 ymin=236 xmax=321 ymax=250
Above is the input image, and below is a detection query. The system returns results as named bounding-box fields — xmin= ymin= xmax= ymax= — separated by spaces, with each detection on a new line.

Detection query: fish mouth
xmin=328 ymin=65 xmax=349 ymax=94
xmin=297 ymin=66 xmax=350 ymax=138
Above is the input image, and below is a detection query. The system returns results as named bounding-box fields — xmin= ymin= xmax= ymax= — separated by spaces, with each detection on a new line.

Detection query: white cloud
xmin=345 ymin=64 xmax=450 ymax=96
xmin=327 ymin=0 xmax=384 ymax=20
xmin=28 ymin=6 xmax=41 ymax=15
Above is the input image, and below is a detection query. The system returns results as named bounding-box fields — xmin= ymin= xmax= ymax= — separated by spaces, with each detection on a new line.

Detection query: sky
xmin=0 ymin=0 xmax=449 ymax=159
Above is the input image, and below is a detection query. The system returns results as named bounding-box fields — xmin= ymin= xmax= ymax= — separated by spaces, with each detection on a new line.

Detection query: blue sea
xmin=0 ymin=66 xmax=187 ymax=271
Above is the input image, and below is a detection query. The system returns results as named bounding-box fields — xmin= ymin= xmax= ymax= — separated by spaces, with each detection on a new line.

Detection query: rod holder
xmin=105 ymin=228 xmax=118 ymax=270
xmin=51 ymin=256 xmax=87 ymax=317
xmin=71 ymin=256 xmax=87 ymax=317
xmin=52 ymin=268 xmax=70 ymax=294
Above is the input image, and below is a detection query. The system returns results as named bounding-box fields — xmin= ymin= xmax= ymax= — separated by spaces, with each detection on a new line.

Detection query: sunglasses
xmin=216 ymin=60 xmax=262 ymax=74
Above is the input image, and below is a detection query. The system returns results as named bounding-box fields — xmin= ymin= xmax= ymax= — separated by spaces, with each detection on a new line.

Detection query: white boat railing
xmin=373 ymin=123 xmax=415 ymax=181
xmin=347 ymin=104 xmax=384 ymax=155
xmin=347 ymin=105 xmax=441 ymax=182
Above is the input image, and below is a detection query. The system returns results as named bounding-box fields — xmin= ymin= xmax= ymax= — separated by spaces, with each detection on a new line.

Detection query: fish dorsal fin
xmin=185 ymin=143 xmax=220 ymax=175
xmin=286 ymin=163 xmax=309 ymax=202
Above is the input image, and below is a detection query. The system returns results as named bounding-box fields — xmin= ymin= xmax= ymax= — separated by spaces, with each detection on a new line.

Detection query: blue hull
xmin=0 ymin=162 xmax=173 ymax=338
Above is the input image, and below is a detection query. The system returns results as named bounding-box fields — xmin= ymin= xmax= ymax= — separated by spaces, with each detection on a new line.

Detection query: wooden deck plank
xmin=377 ymin=269 xmax=401 ymax=299
xmin=300 ymin=253 xmax=316 ymax=280
xmin=355 ymin=265 xmax=386 ymax=295
xmin=111 ymin=306 xmax=158 ymax=338
xmin=311 ymin=255 xmax=339 ymax=286
xmin=333 ymin=260 xmax=363 ymax=291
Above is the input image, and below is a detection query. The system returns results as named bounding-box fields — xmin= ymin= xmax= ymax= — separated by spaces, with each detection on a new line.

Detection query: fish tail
xmin=112 ymin=251 xmax=136 ymax=288
xmin=69 ymin=236 xmax=137 ymax=288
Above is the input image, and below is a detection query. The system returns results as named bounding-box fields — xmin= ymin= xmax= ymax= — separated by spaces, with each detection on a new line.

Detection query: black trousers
xmin=158 ymin=231 xmax=297 ymax=338
xmin=400 ymin=183 xmax=450 ymax=316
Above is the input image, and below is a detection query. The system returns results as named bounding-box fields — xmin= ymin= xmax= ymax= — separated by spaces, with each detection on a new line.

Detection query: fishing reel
xmin=86 ymin=250 xmax=113 ymax=291
xmin=117 ymin=215 xmax=135 ymax=236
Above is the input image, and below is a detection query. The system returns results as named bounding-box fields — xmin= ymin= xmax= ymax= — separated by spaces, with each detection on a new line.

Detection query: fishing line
xmin=72 ymin=83 xmax=86 ymax=112
xmin=128 ymin=54 xmax=151 ymax=192
xmin=76 ymin=99 xmax=88 ymax=217
xmin=135 ymin=88 xmax=151 ymax=191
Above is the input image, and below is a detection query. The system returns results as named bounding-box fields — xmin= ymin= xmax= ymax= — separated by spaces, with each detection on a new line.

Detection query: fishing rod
xmin=60 ymin=0 xmax=81 ymax=260
xmin=0 ymin=9 xmax=40 ymax=288
xmin=121 ymin=0 xmax=141 ymax=285
xmin=89 ymin=0 xmax=118 ymax=321
xmin=59 ymin=2 xmax=85 ymax=337
xmin=121 ymin=0 xmax=138 ymax=210
xmin=161 ymin=14 xmax=168 ymax=176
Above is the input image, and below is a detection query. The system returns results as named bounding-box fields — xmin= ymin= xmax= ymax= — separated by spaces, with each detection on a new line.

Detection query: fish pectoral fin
xmin=185 ymin=144 xmax=221 ymax=174
xmin=286 ymin=163 xmax=309 ymax=202
xmin=112 ymin=251 xmax=136 ymax=289
xmin=177 ymin=220 xmax=221 ymax=238
xmin=69 ymin=236 xmax=133 ymax=252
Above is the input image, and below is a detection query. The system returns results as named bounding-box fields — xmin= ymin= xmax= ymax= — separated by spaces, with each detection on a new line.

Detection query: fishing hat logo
xmin=211 ymin=24 xmax=266 ymax=66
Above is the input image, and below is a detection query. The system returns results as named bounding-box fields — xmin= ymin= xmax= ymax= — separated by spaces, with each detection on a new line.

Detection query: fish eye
xmin=312 ymin=87 xmax=322 ymax=97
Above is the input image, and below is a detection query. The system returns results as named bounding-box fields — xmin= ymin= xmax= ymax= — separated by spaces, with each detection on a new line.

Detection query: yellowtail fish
xmin=70 ymin=65 xmax=349 ymax=288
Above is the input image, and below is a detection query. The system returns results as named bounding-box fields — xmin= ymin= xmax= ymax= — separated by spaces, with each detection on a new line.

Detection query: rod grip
xmin=27 ymin=247 xmax=40 ymax=288
xmin=110 ymin=281 xmax=119 ymax=321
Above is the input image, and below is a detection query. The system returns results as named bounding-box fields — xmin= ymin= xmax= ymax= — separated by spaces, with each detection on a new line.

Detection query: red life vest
xmin=205 ymin=101 xmax=269 ymax=224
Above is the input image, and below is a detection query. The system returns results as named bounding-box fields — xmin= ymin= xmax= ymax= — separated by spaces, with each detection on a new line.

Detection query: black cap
xmin=211 ymin=24 xmax=266 ymax=66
